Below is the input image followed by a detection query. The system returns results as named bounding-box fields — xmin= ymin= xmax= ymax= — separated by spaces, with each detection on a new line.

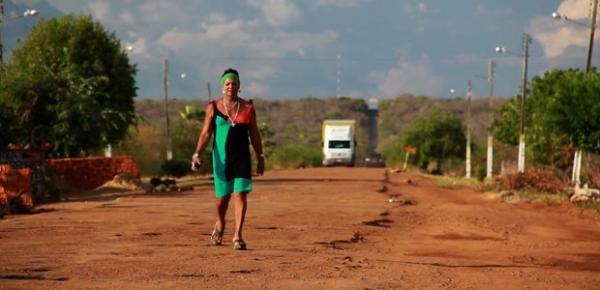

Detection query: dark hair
xmin=222 ymin=68 xmax=239 ymax=77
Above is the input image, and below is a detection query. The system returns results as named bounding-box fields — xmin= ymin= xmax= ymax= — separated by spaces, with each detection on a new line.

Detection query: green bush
xmin=160 ymin=159 xmax=191 ymax=177
xmin=475 ymin=164 xmax=486 ymax=181
xmin=270 ymin=144 xmax=322 ymax=169
xmin=389 ymin=108 xmax=466 ymax=171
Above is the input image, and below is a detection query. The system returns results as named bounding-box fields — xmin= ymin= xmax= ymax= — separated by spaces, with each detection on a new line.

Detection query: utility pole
xmin=466 ymin=80 xmax=472 ymax=179
xmin=207 ymin=82 xmax=212 ymax=102
xmin=1 ymin=0 xmax=5 ymax=71
xmin=163 ymin=59 xmax=172 ymax=160
xmin=573 ymin=0 xmax=598 ymax=185
xmin=586 ymin=0 xmax=598 ymax=72
xmin=336 ymin=54 xmax=341 ymax=98
xmin=486 ymin=60 xmax=496 ymax=179
xmin=517 ymin=33 xmax=530 ymax=173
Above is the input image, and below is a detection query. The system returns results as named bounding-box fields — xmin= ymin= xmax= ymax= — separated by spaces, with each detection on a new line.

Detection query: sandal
xmin=210 ymin=222 xmax=223 ymax=246
xmin=233 ymin=239 xmax=247 ymax=250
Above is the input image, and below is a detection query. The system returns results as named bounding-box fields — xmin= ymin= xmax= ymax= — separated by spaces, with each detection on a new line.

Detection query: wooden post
xmin=403 ymin=152 xmax=410 ymax=171
xmin=573 ymin=0 xmax=598 ymax=184
xmin=163 ymin=59 xmax=172 ymax=160
xmin=487 ymin=60 xmax=495 ymax=179
xmin=466 ymin=80 xmax=472 ymax=178
xmin=207 ymin=82 xmax=212 ymax=102
xmin=517 ymin=33 xmax=530 ymax=173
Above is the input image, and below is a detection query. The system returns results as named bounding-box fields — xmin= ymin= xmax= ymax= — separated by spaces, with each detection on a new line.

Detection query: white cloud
xmin=247 ymin=65 xmax=277 ymax=80
xmin=88 ymin=1 xmax=110 ymax=22
xmin=557 ymin=0 xmax=592 ymax=19
xmin=44 ymin=1 xmax=88 ymax=14
xmin=129 ymin=37 xmax=150 ymax=59
xmin=156 ymin=16 xmax=336 ymax=96
xmin=252 ymin=30 xmax=337 ymax=58
xmin=527 ymin=0 xmax=598 ymax=59
xmin=314 ymin=0 xmax=370 ymax=7
xmin=207 ymin=12 xmax=228 ymax=24
xmin=158 ymin=20 xmax=336 ymax=59
xmin=159 ymin=20 xmax=252 ymax=53
xmin=444 ymin=53 xmax=489 ymax=65
xmin=530 ymin=19 xmax=589 ymax=58
xmin=139 ymin=1 xmax=181 ymax=22
xmin=119 ymin=11 xmax=134 ymax=25
xmin=248 ymin=0 xmax=301 ymax=26
xmin=367 ymin=56 xmax=444 ymax=98
xmin=403 ymin=2 xmax=428 ymax=14
xmin=245 ymin=81 xmax=271 ymax=98
xmin=475 ymin=4 xmax=513 ymax=17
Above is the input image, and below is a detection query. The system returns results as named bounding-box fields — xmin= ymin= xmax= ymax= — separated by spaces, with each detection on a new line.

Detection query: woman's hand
xmin=191 ymin=153 xmax=202 ymax=172
xmin=256 ymin=156 xmax=265 ymax=176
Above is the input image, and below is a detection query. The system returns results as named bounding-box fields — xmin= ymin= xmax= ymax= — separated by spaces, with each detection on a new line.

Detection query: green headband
xmin=220 ymin=73 xmax=240 ymax=86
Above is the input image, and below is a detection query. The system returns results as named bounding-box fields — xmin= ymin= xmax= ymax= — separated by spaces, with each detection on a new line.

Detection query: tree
xmin=491 ymin=97 xmax=520 ymax=146
xmin=179 ymin=105 xmax=205 ymax=121
xmin=491 ymin=68 xmax=600 ymax=167
xmin=0 ymin=14 xmax=137 ymax=156
xmin=390 ymin=108 xmax=466 ymax=170
xmin=258 ymin=122 xmax=275 ymax=158
xmin=0 ymin=104 xmax=18 ymax=148
xmin=540 ymin=69 xmax=600 ymax=154
xmin=173 ymin=104 xmax=211 ymax=173
xmin=525 ymin=69 xmax=573 ymax=167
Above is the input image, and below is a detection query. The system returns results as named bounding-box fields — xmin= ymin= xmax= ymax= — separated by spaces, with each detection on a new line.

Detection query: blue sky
xmin=5 ymin=0 xmax=598 ymax=100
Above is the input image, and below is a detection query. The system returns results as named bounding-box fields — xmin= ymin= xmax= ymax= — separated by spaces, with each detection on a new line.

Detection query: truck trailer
xmin=322 ymin=120 xmax=356 ymax=166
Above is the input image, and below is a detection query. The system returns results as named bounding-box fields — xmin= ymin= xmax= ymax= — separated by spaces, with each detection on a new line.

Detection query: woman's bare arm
xmin=191 ymin=103 xmax=214 ymax=170
xmin=249 ymin=104 xmax=264 ymax=176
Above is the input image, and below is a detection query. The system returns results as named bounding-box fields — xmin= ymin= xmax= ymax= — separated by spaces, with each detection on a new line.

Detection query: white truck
xmin=322 ymin=120 xmax=356 ymax=166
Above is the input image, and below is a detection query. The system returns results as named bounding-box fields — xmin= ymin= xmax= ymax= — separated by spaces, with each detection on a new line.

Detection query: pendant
xmin=231 ymin=122 xmax=236 ymax=127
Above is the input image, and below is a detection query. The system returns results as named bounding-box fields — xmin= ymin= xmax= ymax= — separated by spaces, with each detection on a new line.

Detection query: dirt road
xmin=1 ymin=168 xmax=600 ymax=289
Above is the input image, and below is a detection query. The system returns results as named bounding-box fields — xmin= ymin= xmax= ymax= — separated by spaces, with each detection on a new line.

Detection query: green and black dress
xmin=211 ymin=100 xmax=253 ymax=198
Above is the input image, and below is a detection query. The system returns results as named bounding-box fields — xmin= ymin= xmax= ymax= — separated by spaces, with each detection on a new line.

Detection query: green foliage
xmin=388 ymin=109 xmax=465 ymax=170
xmin=258 ymin=122 xmax=275 ymax=158
xmin=112 ymin=126 xmax=164 ymax=175
xmin=378 ymin=99 xmax=392 ymax=111
xmin=270 ymin=144 xmax=322 ymax=169
xmin=474 ymin=164 xmax=486 ymax=182
xmin=43 ymin=165 xmax=62 ymax=202
xmin=492 ymin=68 xmax=600 ymax=167
xmin=171 ymin=118 xmax=201 ymax=160
xmin=160 ymin=159 xmax=191 ymax=178
xmin=0 ymin=14 xmax=137 ymax=156
xmin=539 ymin=69 xmax=600 ymax=153
xmin=179 ymin=105 xmax=204 ymax=121
xmin=491 ymin=97 xmax=520 ymax=146
xmin=326 ymin=111 xmax=345 ymax=119
xmin=0 ymin=104 xmax=18 ymax=148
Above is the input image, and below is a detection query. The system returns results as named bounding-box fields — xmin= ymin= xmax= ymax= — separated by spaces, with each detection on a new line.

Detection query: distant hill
xmin=136 ymin=94 xmax=507 ymax=155
xmin=377 ymin=94 xmax=507 ymax=151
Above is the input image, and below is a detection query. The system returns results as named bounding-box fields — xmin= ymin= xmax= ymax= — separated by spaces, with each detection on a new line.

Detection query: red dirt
xmin=1 ymin=168 xmax=600 ymax=289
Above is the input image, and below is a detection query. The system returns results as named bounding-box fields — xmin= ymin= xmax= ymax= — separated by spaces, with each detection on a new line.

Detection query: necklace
xmin=223 ymin=100 xmax=240 ymax=127
xmin=223 ymin=98 xmax=238 ymax=110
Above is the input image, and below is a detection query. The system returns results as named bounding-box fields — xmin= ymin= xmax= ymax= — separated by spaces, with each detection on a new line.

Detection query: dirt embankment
xmin=1 ymin=168 xmax=600 ymax=289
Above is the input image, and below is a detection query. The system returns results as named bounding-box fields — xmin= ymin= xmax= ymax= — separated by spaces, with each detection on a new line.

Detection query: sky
xmin=3 ymin=0 xmax=599 ymax=100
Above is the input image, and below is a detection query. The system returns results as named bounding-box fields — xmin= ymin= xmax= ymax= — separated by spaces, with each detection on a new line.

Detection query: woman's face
xmin=223 ymin=78 xmax=240 ymax=97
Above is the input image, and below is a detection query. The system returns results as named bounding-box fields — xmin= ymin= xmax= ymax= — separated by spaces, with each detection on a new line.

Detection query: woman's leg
xmin=215 ymin=195 xmax=231 ymax=233
xmin=232 ymin=192 xmax=247 ymax=242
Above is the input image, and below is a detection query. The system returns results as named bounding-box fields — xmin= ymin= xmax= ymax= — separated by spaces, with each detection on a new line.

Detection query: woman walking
xmin=191 ymin=68 xmax=265 ymax=250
